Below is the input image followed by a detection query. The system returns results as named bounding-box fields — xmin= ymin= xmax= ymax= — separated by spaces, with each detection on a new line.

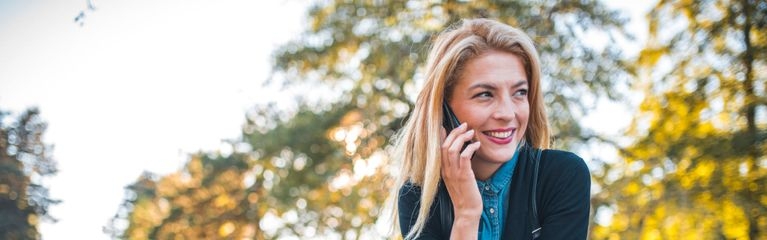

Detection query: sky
xmin=0 ymin=1 xmax=650 ymax=239
xmin=1 ymin=0 xmax=308 ymax=239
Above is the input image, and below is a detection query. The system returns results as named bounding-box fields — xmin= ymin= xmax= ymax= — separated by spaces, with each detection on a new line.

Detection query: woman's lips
xmin=482 ymin=128 xmax=515 ymax=144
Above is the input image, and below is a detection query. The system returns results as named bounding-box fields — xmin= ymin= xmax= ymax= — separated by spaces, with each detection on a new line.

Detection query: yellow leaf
xmin=692 ymin=160 xmax=715 ymax=186
xmin=623 ymin=181 xmax=641 ymax=196
xmin=721 ymin=200 xmax=748 ymax=239
xmin=218 ymin=221 xmax=236 ymax=237
xmin=638 ymin=48 xmax=666 ymax=67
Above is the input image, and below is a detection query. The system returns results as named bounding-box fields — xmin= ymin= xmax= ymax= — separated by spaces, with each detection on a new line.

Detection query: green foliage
xmin=590 ymin=0 xmax=767 ymax=239
xmin=0 ymin=108 xmax=59 ymax=240
xmin=110 ymin=1 xmax=631 ymax=239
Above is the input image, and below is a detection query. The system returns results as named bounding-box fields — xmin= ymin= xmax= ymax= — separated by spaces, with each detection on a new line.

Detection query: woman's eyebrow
xmin=468 ymin=80 xmax=527 ymax=91
xmin=512 ymin=80 xmax=528 ymax=88
xmin=467 ymin=83 xmax=496 ymax=91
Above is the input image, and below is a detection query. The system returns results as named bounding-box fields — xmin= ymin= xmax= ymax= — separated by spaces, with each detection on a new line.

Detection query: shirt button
xmin=489 ymin=208 xmax=495 ymax=214
xmin=484 ymin=185 xmax=490 ymax=191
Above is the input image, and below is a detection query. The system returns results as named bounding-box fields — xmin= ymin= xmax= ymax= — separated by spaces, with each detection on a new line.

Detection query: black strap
xmin=438 ymin=147 xmax=544 ymax=239
xmin=438 ymin=181 xmax=453 ymax=236
xmin=531 ymin=147 xmax=543 ymax=239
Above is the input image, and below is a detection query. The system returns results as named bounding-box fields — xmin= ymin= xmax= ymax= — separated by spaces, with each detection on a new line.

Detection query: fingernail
xmin=467 ymin=129 xmax=474 ymax=134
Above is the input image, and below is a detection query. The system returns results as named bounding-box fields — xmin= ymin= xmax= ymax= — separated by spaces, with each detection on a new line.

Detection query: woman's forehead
xmin=453 ymin=51 xmax=528 ymax=88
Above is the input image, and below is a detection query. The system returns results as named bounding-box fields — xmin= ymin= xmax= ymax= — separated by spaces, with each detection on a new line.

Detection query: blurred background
xmin=1 ymin=0 xmax=765 ymax=239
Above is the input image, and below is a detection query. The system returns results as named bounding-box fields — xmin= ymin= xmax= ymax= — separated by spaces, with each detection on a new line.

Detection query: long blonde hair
xmin=389 ymin=18 xmax=550 ymax=239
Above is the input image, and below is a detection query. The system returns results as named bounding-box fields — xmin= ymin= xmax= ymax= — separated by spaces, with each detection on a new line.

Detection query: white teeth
xmin=487 ymin=131 xmax=512 ymax=138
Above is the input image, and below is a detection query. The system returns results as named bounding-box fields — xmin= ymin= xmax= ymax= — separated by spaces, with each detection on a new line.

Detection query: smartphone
xmin=442 ymin=101 xmax=472 ymax=152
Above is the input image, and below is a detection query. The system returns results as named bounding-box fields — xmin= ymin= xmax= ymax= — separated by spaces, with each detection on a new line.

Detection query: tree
xmin=110 ymin=1 xmax=632 ymax=239
xmin=0 ymin=108 xmax=59 ymax=240
xmin=590 ymin=0 xmax=766 ymax=239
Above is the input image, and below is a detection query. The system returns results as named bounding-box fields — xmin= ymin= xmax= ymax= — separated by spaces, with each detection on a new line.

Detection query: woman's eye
xmin=473 ymin=91 xmax=492 ymax=98
xmin=514 ymin=89 xmax=528 ymax=97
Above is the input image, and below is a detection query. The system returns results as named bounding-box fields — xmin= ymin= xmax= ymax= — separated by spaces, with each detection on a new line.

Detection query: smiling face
xmin=448 ymin=49 xmax=529 ymax=173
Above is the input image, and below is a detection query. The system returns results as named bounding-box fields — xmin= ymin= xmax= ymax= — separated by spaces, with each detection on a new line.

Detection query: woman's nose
xmin=491 ymin=97 xmax=516 ymax=120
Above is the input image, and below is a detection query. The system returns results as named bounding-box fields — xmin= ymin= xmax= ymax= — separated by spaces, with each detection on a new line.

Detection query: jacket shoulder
xmin=541 ymin=149 xmax=589 ymax=174
xmin=539 ymin=149 xmax=590 ymax=189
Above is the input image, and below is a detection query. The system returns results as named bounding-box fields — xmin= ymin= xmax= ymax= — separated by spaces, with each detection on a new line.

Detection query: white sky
xmin=1 ymin=0 xmax=308 ymax=239
xmin=0 ymin=1 xmax=650 ymax=239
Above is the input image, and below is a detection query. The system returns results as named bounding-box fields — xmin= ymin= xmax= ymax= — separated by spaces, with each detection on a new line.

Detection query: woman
xmin=391 ymin=19 xmax=591 ymax=239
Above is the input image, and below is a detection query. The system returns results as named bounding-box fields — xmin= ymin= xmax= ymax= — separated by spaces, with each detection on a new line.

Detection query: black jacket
xmin=398 ymin=147 xmax=591 ymax=239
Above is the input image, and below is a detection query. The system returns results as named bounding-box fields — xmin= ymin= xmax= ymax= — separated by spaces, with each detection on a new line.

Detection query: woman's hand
xmin=441 ymin=123 xmax=482 ymax=239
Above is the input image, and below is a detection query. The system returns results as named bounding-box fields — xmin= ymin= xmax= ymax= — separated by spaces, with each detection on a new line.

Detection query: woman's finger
xmin=440 ymin=126 xmax=447 ymax=140
xmin=441 ymin=122 xmax=467 ymax=149
xmin=441 ymin=123 xmax=467 ymax=169
xmin=447 ymin=128 xmax=475 ymax=161
xmin=459 ymin=141 xmax=480 ymax=169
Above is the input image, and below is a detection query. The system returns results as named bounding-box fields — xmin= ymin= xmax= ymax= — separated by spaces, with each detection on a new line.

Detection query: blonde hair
xmin=389 ymin=18 xmax=550 ymax=239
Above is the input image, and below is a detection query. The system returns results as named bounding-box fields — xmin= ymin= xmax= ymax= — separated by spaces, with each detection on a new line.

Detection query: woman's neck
xmin=471 ymin=160 xmax=504 ymax=181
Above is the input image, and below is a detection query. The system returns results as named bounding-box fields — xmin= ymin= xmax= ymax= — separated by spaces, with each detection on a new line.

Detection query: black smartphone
xmin=442 ymin=101 xmax=472 ymax=152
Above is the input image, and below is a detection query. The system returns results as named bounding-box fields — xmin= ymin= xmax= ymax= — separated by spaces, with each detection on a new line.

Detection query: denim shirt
xmin=476 ymin=150 xmax=519 ymax=239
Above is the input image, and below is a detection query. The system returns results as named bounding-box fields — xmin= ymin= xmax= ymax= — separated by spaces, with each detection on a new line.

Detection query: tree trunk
xmin=739 ymin=0 xmax=760 ymax=239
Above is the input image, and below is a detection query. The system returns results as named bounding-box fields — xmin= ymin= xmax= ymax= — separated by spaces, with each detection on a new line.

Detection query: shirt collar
xmin=479 ymin=145 xmax=521 ymax=193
